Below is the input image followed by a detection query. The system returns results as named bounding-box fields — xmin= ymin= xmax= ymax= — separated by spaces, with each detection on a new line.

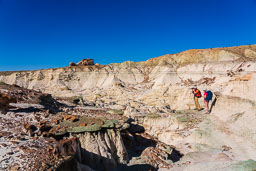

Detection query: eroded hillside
xmin=1 ymin=44 xmax=256 ymax=170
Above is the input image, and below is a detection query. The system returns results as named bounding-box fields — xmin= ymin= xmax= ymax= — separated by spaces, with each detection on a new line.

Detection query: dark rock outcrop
xmin=69 ymin=59 xmax=95 ymax=67
xmin=0 ymin=93 xmax=17 ymax=109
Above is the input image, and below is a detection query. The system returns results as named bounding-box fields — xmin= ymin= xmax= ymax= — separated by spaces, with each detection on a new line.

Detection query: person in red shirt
xmin=204 ymin=89 xmax=210 ymax=114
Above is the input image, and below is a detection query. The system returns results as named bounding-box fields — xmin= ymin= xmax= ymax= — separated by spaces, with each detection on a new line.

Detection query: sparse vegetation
xmin=107 ymin=109 xmax=124 ymax=115
xmin=70 ymin=125 xmax=101 ymax=133
xmin=146 ymin=113 xmax=161 ymax=118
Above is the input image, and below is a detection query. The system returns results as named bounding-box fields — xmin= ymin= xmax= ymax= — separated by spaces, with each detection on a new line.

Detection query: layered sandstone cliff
xmin=1 ymin=44 xmax=256 ymax=170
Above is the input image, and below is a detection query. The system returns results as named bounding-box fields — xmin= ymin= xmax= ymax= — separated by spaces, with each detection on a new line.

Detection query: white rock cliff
xmin=1 ymin=44 xmax=256 ymax=170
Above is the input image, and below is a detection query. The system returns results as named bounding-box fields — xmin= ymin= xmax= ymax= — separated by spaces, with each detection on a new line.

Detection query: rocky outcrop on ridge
xmin=1 ymin=44 xmax=256 ymax=170
xmin=69 ymin=58 xmax=95 ymax=67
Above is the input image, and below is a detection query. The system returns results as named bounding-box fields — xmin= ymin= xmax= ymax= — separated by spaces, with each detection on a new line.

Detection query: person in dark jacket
xmin=204 ymin=89 xmax=213 ymax=114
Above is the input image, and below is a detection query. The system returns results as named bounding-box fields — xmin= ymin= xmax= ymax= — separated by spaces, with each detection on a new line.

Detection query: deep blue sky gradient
xmin=0 ymin=0 xmax=256 ymax=71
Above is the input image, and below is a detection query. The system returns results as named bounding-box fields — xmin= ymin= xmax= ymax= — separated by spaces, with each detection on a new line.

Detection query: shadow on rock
xmin=57 ymin=147 xmax=157 ymax=171
xmin=11 ymin=107 xmax=42 ymax=113
xmin=112 ymin=164 xmax=156 ymax=171
xmin=122 ymin=131 xmax=156 ymax=158
xmin=210 ymin=97 xmax=217 ymax=113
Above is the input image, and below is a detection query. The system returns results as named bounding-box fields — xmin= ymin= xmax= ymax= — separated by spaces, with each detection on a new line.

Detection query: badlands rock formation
xmin=0 ymin=83 xmax=180 ymax=170
xmin=1 ymin=44 xmax=256 ymax=170
xmin=69 ymin=59 xmax=95 ymax=67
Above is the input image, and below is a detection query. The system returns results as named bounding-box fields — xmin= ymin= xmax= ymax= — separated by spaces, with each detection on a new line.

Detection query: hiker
xmin=204 ymin=89 xmax=213 ymax=114
xmin=191 ymin=87 xmax=202 ymax=111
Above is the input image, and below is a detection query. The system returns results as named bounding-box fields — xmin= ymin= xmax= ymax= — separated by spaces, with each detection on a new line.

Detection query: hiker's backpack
xmin=196 ymin=89 xmax=202 ymax=98
xmin=206 ymin=90 xmax=213 ymax=101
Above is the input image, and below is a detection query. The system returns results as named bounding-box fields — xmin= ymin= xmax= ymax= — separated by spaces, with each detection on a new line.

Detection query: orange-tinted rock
xmin=39 ymin=121 xmax=52 ymax=135
xmin=23 ymin=123 xmax=31 ymax=130
xmin=55 ymin=125 xmax=61 ymax=131
xmin=0 ymin=93 xmax=17 ymax=108
xmin=80 ymin=123 xmax=87 ymax=127
xmin=58 ymin=128 xmax=65 ymax=132
xmin=54 ymin=119 xmax=61 ymax=124
xmin=63 ymin=115 xmax=78 ymax=122
xmin=68 ymin=116 xmax=78 ymax=122
xmin=10 ymin=165 xmax=19 ymax=171
xmin=63 ymin=115 xmax=72 ymax=120
xmin=18 ymin=146 xmax=37 ymax=153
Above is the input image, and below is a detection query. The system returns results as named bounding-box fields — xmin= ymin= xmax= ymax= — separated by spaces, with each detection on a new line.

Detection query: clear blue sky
xmin=0 ymin=0 xmax=255 ymax=71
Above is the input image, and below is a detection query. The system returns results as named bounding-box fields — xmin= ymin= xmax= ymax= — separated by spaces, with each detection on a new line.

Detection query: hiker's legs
xmin=194 ymin=97 xmax=201 ymax=110
xmin=204 ymin=100 xmax=209 ymax=112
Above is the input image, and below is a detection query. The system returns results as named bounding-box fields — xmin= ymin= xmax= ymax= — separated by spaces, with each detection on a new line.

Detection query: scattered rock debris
xmin=0 ymin=83 xmax=181 ymax=170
